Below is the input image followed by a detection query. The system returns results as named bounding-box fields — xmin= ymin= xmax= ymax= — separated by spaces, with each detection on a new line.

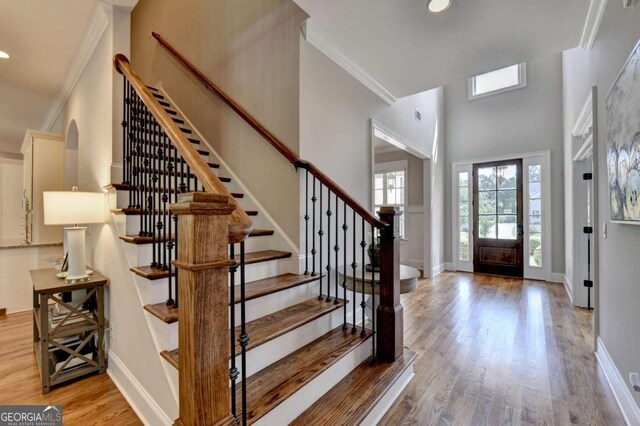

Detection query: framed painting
xmin=606 ymin=38 xmax=640 ymax=223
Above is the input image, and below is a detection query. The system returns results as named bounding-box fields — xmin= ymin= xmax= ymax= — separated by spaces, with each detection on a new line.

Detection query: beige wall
xmin=131 ymin=0 xmax=307 ymax=241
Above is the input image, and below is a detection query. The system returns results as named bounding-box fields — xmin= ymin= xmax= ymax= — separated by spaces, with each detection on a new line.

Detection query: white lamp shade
xmin=43 ymin=191 xmax=106 ymax=225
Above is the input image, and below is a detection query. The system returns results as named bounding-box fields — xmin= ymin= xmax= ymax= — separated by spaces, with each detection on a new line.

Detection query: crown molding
xmin=580 ymin=0 xmax=608 ymax=50
xmin=301 ymin=20 xmax=397 ymax=106
xmin=40 ymin=2 xmax=111 ymax=131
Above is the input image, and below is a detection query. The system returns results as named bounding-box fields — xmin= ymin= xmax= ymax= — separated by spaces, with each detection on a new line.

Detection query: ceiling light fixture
xmin=427 ymin=0 xmax=452 ymax=13
xmin=0 ymin=50 xmax=9 ymax=59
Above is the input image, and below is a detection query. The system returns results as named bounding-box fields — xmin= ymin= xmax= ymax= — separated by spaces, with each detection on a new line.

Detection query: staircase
xmin=107 ymin=37 xmax=414 ymax=426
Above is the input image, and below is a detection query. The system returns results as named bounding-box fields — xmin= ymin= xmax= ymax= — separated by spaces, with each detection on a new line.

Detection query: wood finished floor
xmin=381 ymin=272 xmax=625 ymax=426
xmin=0 ymin=311 xmax=141 ymax=426
xmin=0 ymin=273 xmax=624 ymax=425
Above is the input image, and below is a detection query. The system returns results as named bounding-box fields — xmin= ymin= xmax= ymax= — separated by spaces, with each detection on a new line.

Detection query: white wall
xmin=563 ymin=1 xmax=640 ymax=410
xmin=443 ymin=53 xmax=565 ymax=276
xmin=57 ymin=3 xmax=177 ymax=417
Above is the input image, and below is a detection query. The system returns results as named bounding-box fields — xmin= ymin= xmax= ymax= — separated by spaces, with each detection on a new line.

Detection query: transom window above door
xmin=477 ymin=164 xmax=518 ymax=240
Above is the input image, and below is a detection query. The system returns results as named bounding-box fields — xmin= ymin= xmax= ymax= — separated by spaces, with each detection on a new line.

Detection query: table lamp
xmin=43 ymin=187 xmax=105 ymax=282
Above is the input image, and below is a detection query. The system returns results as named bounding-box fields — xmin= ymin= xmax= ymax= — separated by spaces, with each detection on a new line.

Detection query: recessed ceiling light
xmin=0 ymin=50 xmax=9 ymax=59
xmin=427 ymin=0 xmax=451 ymax=13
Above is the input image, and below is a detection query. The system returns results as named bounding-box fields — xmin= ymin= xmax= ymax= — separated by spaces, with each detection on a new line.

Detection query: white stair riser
xmin=359 ymin=362 xmax=415 ymax=426
xmin=237 ymin=281 xmax=319 ymax=323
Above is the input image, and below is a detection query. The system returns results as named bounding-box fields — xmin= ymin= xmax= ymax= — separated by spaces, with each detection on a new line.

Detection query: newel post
xmin=171 ymin=193 xmax=236 ymax=426
xmin=376 ymin=206 xmax=403 ymax=362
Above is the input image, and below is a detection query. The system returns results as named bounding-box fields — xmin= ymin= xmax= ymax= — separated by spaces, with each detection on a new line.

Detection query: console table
xmin=31 ymin=268 xmax=107 ymax=393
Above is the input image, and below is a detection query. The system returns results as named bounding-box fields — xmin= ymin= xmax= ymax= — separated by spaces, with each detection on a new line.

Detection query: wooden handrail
xmin=114 ymin=54 xmax=253 ymax=243
xmin=151 ymin=32 xmax=387 ymax=229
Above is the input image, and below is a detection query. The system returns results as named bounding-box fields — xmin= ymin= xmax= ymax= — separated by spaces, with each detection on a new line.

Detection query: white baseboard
xmin=549 ymin=272 xmax=565 ymax=283
xmin=107 ymin=350 xmax=174 ymax=426
xmin=403 ymin=259 xmax=424 ymax=270
xmin=563 ymin=275 xmax=573 ymax=304
xmin=595 ymin=337 xmax=640 ymax=425
xmin=444 ymin=262 xmax=455 ymax=271
xmin=432 ymin=263 xmax=445 ymax=277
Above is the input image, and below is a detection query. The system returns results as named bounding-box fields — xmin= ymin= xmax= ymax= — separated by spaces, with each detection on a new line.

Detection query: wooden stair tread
xmin=130 ymin=265 xmax=172 ymax=281
xmin=120 ymin=229 xmax=272 ymax=245
xmin=236 ymin=250 xmax=290 ymax=264
xmin=163 ymin=325 xmax=371 ymax=424
xmin=148 ymin=296 xmax=346 ymax=356
xmin=234 ymin=273 xmax=321 ymax=303
xmin=108 ymin=183 xmax=243 ymax=199
xmin=291 ymin=349 xmax=417 ymax=426
xmin=145 ymin=302 xmax=178 ymax=324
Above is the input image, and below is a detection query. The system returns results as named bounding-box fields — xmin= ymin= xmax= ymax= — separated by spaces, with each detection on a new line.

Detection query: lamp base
xmin=57 ymin=269 xmax=94 ymax=283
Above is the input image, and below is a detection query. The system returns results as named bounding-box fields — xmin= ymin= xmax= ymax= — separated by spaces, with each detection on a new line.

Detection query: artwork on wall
xmin=606 ymin=38 xmax=640 ymax=223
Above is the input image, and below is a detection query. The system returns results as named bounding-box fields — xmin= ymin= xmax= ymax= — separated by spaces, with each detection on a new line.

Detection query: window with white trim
xmin=458 ymin=171 xmax=470 ymax=261
xmin=469 ymin=63 xmax=527 ymax=100
xmin=528 ymin=164 xmax=542 ymax=268
xmin=374 ymin=167 xmax=406 ymax=238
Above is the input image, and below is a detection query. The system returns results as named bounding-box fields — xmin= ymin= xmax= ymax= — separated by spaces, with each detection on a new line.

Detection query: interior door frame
xmin=472 ymin=158 xmax=524 ymax=277
xmin=451 ymin=150 xmax=551 ymax=281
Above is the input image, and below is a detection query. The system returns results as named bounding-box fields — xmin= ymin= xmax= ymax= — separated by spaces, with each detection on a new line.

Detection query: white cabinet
xmin=20 ymin=131 xmax=64 ymax=244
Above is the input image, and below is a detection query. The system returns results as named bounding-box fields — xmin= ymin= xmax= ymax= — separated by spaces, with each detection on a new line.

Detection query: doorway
xmin=472 ymin=159 xmax=524 ymax=277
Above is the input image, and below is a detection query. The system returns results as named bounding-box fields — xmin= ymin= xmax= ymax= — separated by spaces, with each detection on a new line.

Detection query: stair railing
xmin=151 ymin=32 xmax=404 ymax=366
xmin=114 ymin=54 xmax=252 ymax=426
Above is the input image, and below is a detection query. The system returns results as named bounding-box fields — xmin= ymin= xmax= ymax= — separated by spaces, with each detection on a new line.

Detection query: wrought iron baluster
xmin=134 ymin=95 xmax=141 ymax=212
xmin=342 ymin=202 xmax=348 ymax=330
xmin=311 ymin=177 xmax=317 ymax=276
xmin=172 ymin=141 xmax=179 ymax=308
xmin=318 ymin=183 xmax=324 ymax=300
xmin=325 ymin=187 xmax=332 ymax=302
xmin=142 ymin=107 xmax=150 ymax=237
xmin=150 ymin=120 xmax=158 ymax=269
xmin=304 ymin=169 xmax=309 ymax=275
xmin=163 ymin=132 xmax=173 ymax=305
xmin=334 ymin=194 xmax=340 ymax=305
xmin=228 ymin=244 xmax=239 ymax=422
xmin=121 ymin=79 xmax=129 ymax=185
xmin=370 ymin=224 xmax=376 ymax=359
xmin=239 ymin=242 xmax=248 ymax=426
xmin=351 ymin=209 xmax=357 ymax=334
xmin=360 ymin=218 xmax=366 ymax=337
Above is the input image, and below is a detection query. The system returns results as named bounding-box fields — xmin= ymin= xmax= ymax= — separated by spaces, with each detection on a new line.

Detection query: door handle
xmin=517 ymin=225 xmax=524 ymax=236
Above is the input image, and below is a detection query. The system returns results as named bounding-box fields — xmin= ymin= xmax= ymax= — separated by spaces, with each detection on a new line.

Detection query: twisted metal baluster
xmin=229 ymin=244 xmax=239 ymax=422
xmin=239 ymin=242 xmax=249 ymax=425
xmin=360 ymin=218 xmax=367 ymax=337
xmin=304 ymin=169 xmax=309 ymax=275
xmin=311 ymin=177 xmax=317 ymax=276
xmin=325 ymin=186 xmax=332 ymax=302
xmin=334 ymin=194 xmax=340 ymax=305
xmin=342 ymin=202 xmax=348 ymax=330
xmin=370 ymin=224 xmax=376 ymax=360
xmin=351 ymin=209 xmax=357 ymax=334
xmin=318 ymin=183 xmax=324 ymax=300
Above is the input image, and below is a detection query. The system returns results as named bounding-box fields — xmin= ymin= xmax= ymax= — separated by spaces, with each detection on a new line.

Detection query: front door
xmin=473 ymin=159 xmax=523 ymax=277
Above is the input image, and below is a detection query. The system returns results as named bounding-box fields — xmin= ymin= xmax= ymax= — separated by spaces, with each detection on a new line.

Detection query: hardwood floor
xmin=381 ymin=272 xmax=625 ymax=426
xmin=0 ymin=311 xmax=141 ymax=426
xmin=0 ymin=273 xmax=624 ymax=425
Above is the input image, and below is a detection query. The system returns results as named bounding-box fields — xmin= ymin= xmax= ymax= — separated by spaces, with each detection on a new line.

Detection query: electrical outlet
xmin=630 ymin=372 xmax=640 ymax=392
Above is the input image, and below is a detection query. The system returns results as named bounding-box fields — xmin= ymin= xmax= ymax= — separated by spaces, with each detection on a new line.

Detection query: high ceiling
xmin=0 ymin=0 xmax=99 ymax=153
xmin=294 ymin=0 xmax=589 ymax=98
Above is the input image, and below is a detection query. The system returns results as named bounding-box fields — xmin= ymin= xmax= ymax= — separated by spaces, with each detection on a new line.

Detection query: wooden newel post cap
xmin=378 ymin=206 xmax=402 ymax=237
xmin=170 ymin=192 xmax=236 ymax=216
